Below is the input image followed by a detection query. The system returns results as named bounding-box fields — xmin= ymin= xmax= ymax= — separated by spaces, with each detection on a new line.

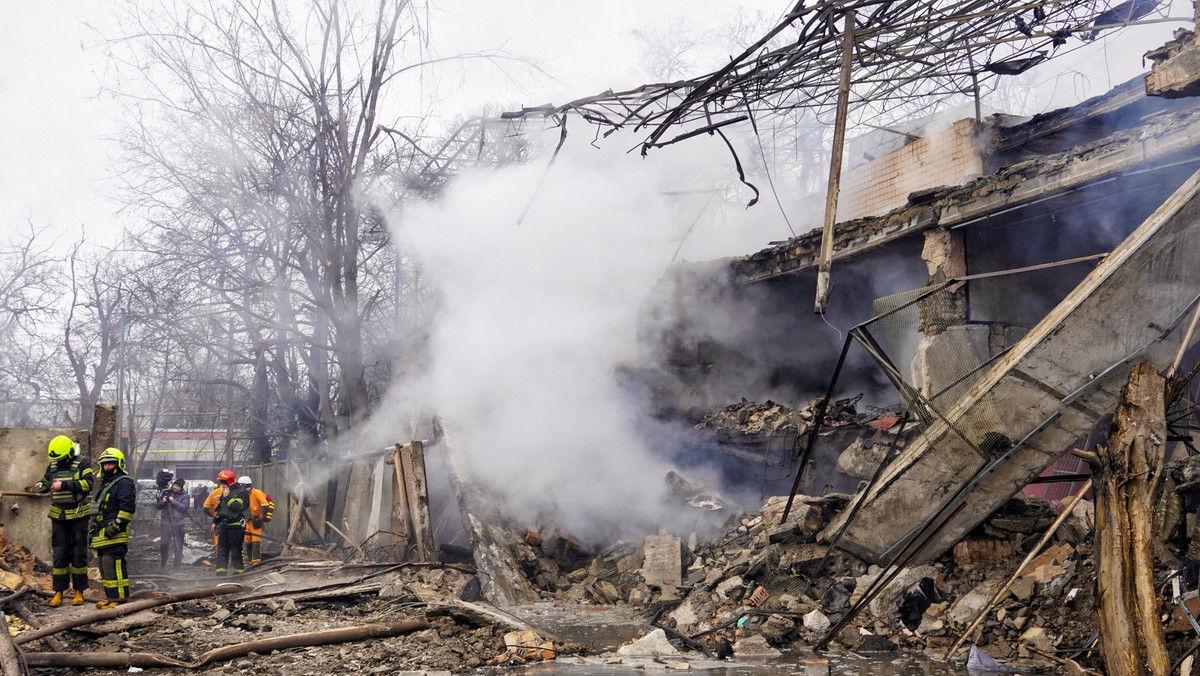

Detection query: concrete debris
xmin=478 ymin=490 xmax=1120 ymax=671
xmin=615 ymin=628 xmax=680 ymax=656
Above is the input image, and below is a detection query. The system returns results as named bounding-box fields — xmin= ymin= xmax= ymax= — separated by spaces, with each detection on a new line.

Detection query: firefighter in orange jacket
xmin=237 ymin=476 xmax=274 ymax=566
xmin=203 ymin=469 xmax=248 ymax=574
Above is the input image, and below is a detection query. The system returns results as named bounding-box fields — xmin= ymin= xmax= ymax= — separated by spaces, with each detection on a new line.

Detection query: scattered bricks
xmin=746 ymin=585 xmax=769 ymax=607
xmin=488 ymin=629 xmax=557 ymax=666
xmin=952 ymin=538 xmax=1018 ymax=568
xmin=1023 ymin=542 xmax=1073 ymax=584
xmin=523 ymin=527 xmax=542 ymax=545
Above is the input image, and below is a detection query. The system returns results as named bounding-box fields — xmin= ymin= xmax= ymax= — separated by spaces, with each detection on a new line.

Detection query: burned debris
xmin=4 ymin=4 xmax=1200 ymax=676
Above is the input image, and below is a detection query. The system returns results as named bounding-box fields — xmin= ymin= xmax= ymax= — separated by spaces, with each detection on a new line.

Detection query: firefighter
xmin=204 ymin=469 xmax=248 ymax=575
xmin=238 ymin=476 xmax=274 ymax=567
xmin=31 ymin=435 xmax=93 ymax=607
xmin=89 ymin=448 xmax=136 ymax=608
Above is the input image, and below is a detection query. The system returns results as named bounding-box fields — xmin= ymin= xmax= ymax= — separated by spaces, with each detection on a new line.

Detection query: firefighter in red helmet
xmin=204 ymin=469 xmax=249 ymax=574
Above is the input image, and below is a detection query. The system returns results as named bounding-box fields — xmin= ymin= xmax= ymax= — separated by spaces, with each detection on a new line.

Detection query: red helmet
xmin=216 ymin=469 xmax=237 ymax=485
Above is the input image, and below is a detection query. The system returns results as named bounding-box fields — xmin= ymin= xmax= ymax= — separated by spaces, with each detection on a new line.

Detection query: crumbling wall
xmin=838 ymin=119 xmax=986 ymax=222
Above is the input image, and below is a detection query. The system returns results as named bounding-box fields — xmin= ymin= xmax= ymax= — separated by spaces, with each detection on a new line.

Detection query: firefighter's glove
xmin=104 ymin=520 xmax=122 ymax=538
xmin=251 ymin=518 xmax=264 ymax=529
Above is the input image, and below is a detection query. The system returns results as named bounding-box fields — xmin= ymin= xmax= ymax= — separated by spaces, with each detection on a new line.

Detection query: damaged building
xmin=6 ymin=1 xmax=1200 ymax=674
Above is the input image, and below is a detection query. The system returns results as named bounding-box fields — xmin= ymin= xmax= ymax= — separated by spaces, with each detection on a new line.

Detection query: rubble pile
xmin=0 ymin=533 xmax=50 ymax=593
xmin=1 ymin=558 xmax=573 ymax=675
xmin=693 ymin=396 xmax=872 ymax=440
xmin=517 ymin=486 xmax=1116 ymax=671
xmin=694 ymin=399 xmax=812 ymax=439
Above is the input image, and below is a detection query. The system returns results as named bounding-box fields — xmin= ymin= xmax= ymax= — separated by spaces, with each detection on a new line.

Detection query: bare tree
xmin=62 ymin=244 xmax=123 ymax=430
xmin=105 ymin=0 xmax=467 ymax=458
xmin=0 ymin=221 xmax=62 ymax=426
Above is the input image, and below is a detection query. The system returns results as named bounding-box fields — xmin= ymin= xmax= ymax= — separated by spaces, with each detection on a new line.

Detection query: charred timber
xmin=22 ymin=620 xmax=430 ymax=670
xmin=13 ymin=585 xmax=245 ymax=646
xmin=0 ymin=610 xmax=27 ymax=676
xmin=434 ymin=417 xmax=540 ymax=607
xmin=1094 ymin=361 xmax=1169 ymax=675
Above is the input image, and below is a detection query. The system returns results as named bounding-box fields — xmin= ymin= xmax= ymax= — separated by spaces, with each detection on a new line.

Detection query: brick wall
xmin=838 ymin=118 xmax=984 ymax=221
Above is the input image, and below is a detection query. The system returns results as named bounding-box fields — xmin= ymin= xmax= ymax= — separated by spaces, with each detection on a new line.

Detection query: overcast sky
xmin=0 ymin=0 xmax=1192 ymax=251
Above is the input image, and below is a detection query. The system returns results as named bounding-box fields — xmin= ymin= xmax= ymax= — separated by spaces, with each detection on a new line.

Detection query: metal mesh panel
xmin=865 ymin=283 xmax=1006 ymax=459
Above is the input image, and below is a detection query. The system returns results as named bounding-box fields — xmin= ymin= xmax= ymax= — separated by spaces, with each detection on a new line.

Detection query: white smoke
xmin=385 ymin=138 xmax=759 ymax=544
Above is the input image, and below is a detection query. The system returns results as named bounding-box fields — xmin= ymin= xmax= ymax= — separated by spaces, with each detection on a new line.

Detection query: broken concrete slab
xmin=615 ymin=628 xmax=680 ymax=657
xmin=641 ymin=534 xmax=683 ymax=600
xmin=825 ymin=167 xmax=1200 ymax=562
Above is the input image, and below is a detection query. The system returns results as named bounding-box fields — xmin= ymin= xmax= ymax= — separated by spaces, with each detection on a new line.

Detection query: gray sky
xmin=0 ymin=0 xmax=1192 ymax=250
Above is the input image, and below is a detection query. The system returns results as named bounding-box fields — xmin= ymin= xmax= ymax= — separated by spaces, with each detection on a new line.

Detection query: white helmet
xmin=237 ymin=476 xmax=253 ymax=486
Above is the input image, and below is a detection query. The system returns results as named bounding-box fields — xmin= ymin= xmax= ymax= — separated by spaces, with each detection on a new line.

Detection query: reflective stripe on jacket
xmin=37 ymin=457 xmax=93 ymax=520
xmin=90 ymin=473 xmax=136 ymax=549
xmin=207 ymin=485 xmax=248 ymax=527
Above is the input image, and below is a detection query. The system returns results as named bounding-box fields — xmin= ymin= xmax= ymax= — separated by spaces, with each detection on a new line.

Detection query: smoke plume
xmin=385 ymin=138 xmax=767 ymax=544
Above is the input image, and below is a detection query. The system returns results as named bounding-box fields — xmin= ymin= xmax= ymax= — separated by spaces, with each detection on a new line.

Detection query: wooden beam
xmin=814 ymin=8 xmax=855 ymax=314
xmin=437 ymin=418 xmax=539 ymax=607
xmin=0 ymin=610 xmax=27 ymax=676
xmin=398 ymin=441 xmax=435 ymax=562
xmin=390 ymin=444 xmax=414 ymax=559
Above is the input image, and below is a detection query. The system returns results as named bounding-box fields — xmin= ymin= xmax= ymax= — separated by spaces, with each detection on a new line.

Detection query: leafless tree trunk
xmin=103 ymin=0 xmax=454 ymax=455
xmin=0 ymin=222 xmax=60 ymax=427
xmin=63 ymin=244 xmax=123 ymax=430
xmin=1093 ymin=360 xmax=1169 ymax=676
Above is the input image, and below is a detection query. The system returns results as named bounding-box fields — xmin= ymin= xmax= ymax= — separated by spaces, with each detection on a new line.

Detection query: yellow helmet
xmin=97 ymin=447 xmax=126 ymax=472
xmin=47 ymin=435 xmax=76 ymax=461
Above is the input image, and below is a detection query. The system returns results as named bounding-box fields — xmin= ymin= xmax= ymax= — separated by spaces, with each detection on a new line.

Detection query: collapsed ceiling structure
xmin=494 ymin=0 xmax=1173 ymax=145
xmin=436 ymin=0 xmax=1200 ymax=567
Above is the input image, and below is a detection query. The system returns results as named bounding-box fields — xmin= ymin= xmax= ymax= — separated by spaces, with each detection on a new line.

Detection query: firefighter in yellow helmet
xmin=89 ymin=448 xmax=136 ymax=608
xmin=238 ymin=476 xmax=274 ymax=567
xmin=31 ymin=435 xmax=93 ymax=607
